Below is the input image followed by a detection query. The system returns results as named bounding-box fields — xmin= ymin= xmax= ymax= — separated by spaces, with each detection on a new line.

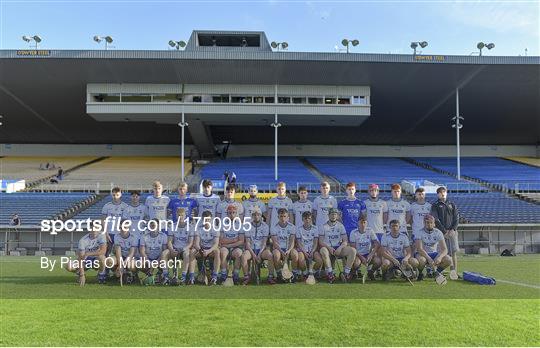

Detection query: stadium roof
xmin=1 ymin=45 xmax=539 ymax=146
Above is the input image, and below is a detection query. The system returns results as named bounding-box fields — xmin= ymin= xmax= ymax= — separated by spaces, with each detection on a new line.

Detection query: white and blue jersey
xmin=168 ymin=196 xmax=198 ymax=222
xmin=381 ymin=233 xmax=410 ymax=260
xmin=197 ymin=225 xmax=220 ymax=249
xmin=312 ymin=196 xmax=338 ymax=228
xmin=414 ymin=227 xmax=445 ymax=257
xmin=386 ymin=198 xmax=411 ymax=233
xmin=216 ymin=199 xmax=244 ymax=220
xmin=242 ymin=198 xmax=267 ymax=219
xmin=318 ymin=221 xmax=346 ymax=249
xmin=364 ymin=198 xmax=388 ymax=235
xmin=349 ymin=227 xmax=378 ymax=256
xmin=101 ymin=201 xmax=129 ymax=236
xmin=220 ymin=224 xmax=245 ymax=244
xmin=114 ymin=232 xmax=139 ymax=258
xmin=195 ymin=193 xmax=221 ymax=217
xmin=268 ymin=196 xmax=294 ymax=227
xmin=78 ymin=233 xmax=107 ymax=253
xmin=410 ymin=202 xmax=432 ymax=235
xmin=145 ymin=195 xmax=170 ymax=222
xmin=292 ymin=200 xmax=313 ymax=228
xmin=338 ymin=198 xmax=367 ymax=235
xmin=140 ymin=232 xmax=168 ymax=260
xmin=295 ymin=224 xmax=318 ymax=254
xmin=271 ymin=222 xmax=296 ymax=251
xmin=245 ymin=221 xmax=270 ymax=253
xmin=122 ymin=203 xmax=147 ymax=234
xmin=168 ymin=222 xmax=195 ymax=251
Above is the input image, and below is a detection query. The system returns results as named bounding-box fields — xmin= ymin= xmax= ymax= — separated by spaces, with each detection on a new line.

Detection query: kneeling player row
xmin=68 ymin=204 xmax=453 ymax=286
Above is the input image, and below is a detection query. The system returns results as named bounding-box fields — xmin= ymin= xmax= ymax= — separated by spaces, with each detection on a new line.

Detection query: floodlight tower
xmin=93 ymin=35 xmax=114 ymax=50
xmin=341 ymin=39 xmax=359 ymax=53
xmin=22 ymin=35 xmax=42 ymax=49
xmin=168 ymin=40 xmax=186 ymax=50
xmin=477 ymin=42 xmax=495 ymax=56
xmin=271 ymin=41 xmax=289 ymax=51
xmin=410 ymin=41 xmax=428 ymax=55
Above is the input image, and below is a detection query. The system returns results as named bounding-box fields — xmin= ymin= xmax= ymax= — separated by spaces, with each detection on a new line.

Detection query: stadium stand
xmin=306 ymin=157 xmax=485 ymax=191
xmin=1 ymin=157 xmax=99 ymax=183
xmin=200 ymin=157 xmax=319 ymax=191
xmin=31 ymin=157 xmax=189 ymax=192
xmin=413 ymin=157 xmax=540 ymax=192
xmin=426 ymin=192 xmax=540 ymax=224
xmin=0 ymin=192 xmax=94 ymax=226
xmin=503 ymin=157 xmax=540 ymax=168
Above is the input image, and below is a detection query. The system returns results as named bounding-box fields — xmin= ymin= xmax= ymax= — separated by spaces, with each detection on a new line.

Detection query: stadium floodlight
xmin=178 ymin=105 xmax=189 ymax=180
xmin=94 ymin=35 xmax=114 ymax=50
xmin=271 ymin=41 xmax=288 ymax=51
xmin=168 ymin=40 xmax=186 ymax=50
xmin=341 ymin=38 xmax=359 ymax=53
xmin=477 ymin=42 xmax=495 ymax=56
xmin=22 ymin=35 xmax=42 ymax=48
xmin=451 ymin=88 xmax=464 ymax=180
xmin=410 ymin=41 xmax=428 ymax=55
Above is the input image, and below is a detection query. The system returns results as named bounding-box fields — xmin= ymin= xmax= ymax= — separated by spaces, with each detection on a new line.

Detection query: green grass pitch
xmin=1 ymin=255 xmax=539 ymax=346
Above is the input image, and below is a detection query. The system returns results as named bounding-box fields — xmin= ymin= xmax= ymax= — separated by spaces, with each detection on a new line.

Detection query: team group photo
xmin=1 ymin=0 xmax=539 ymax=346
xmin=71 ymin=180 xmax=461 ymax=288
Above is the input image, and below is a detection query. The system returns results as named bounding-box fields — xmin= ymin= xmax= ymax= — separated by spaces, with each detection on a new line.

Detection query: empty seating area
xmin=32 ymin=157 xmax=188 ymax=192
xmin=0 ymin=157 xmax=97 ymax=183
xmin=414 ymin=157 xmax=540 ymax=191
xmin=0 ymin=192 xmax=92 ymax=226
xmin=307 ymin=157 xmax=484 ymax=191
xmin=200 ymin=157 xmax=319 ymax=191
xmin=426 ymin=192 xmax=540 ymax=224
xmin=504 ymin=157 xmax=540 ymax=168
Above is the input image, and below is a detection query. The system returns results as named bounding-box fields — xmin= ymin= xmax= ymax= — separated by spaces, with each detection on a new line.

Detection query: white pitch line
xmin=497 ymin=279 xmax=540 ymax=289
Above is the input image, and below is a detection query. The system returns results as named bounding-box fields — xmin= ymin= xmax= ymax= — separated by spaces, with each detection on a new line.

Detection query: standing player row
xmin=102 ymin=180 xmax=439 ymax=242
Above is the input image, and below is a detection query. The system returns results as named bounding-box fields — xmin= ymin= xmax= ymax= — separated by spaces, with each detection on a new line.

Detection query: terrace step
xmin=298 ymin=157 xmax=340 ymax=192
xmin=24 ymin=156 xmax=110 ymax=191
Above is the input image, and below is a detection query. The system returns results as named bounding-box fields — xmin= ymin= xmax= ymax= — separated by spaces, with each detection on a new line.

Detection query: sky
xmin=0 ymin=0 xmax=538 ymax=56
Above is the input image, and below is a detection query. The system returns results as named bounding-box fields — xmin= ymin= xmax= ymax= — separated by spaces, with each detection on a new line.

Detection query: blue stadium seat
xmin=414 ymin=157 xmax=540 ymax=191
xmin=425 ymin=192 xmax=540 ymax=224
xmin=0 ymin=192 xmax=91 ymax=225
xmin=200 ymin=157 xmax=318 ymax=191
xmin=307 ymin=157 xmax=484 ymax=191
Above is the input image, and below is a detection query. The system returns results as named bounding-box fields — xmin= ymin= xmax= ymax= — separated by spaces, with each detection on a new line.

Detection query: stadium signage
xmin=16 ymin=50 xmax=51 ymax=57
xmin=235 ymin=193 xmax=277 ymax=203
xmin=414 ymin=55 xmax=445 ymax=62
